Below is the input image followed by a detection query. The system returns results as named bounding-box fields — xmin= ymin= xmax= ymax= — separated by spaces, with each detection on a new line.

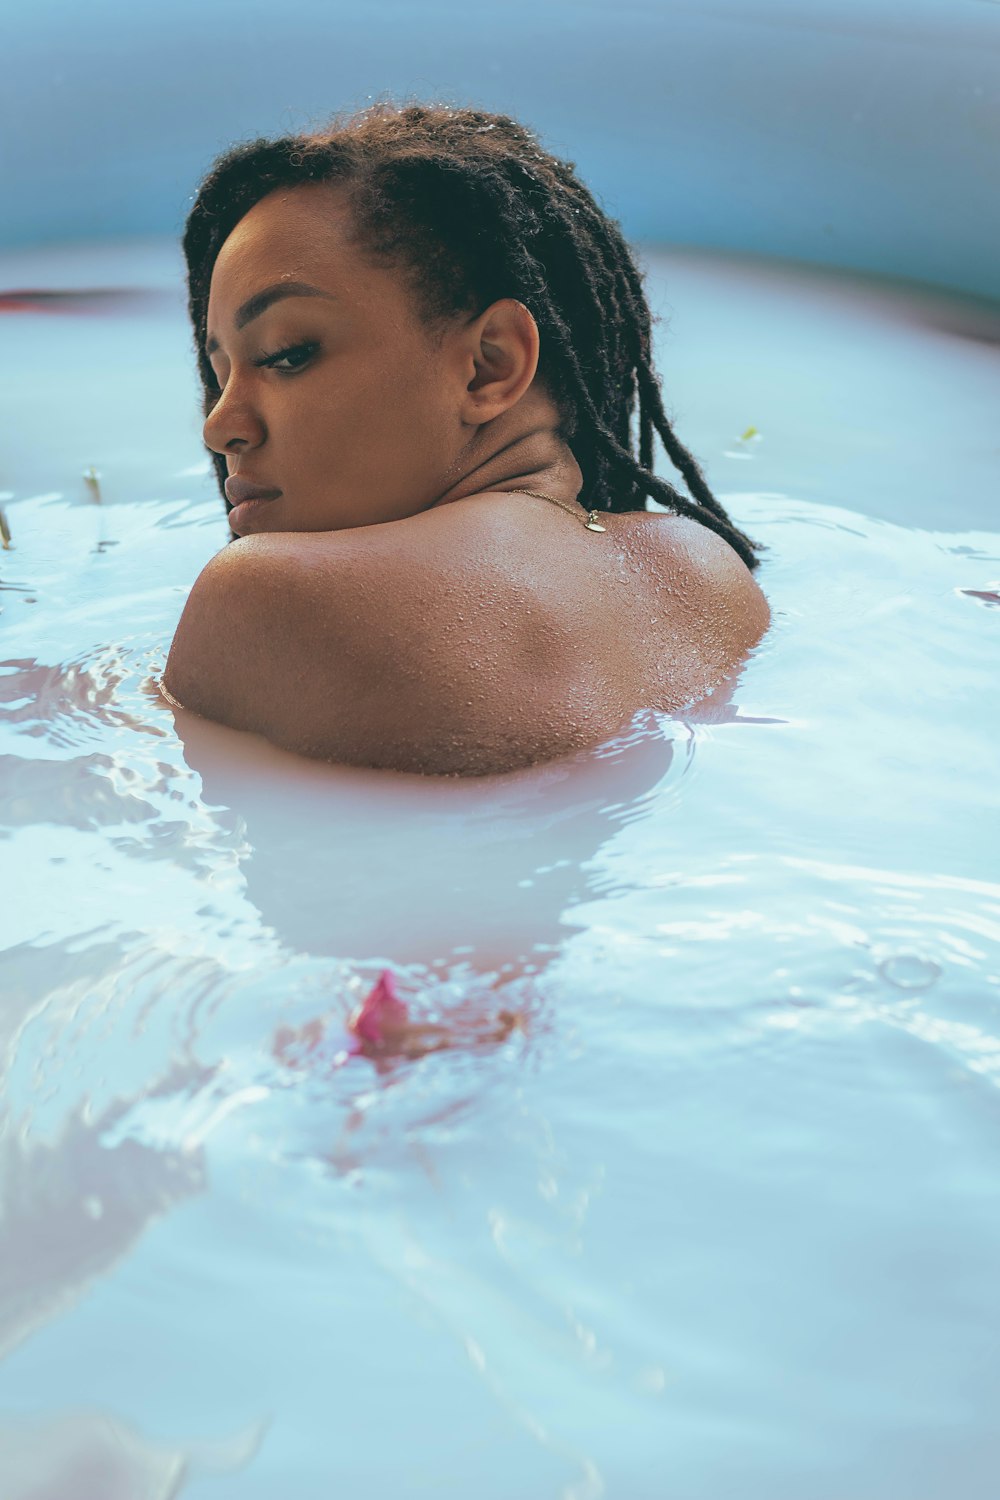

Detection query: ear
xmin=454 ymin=298 xmax=540 ymax=424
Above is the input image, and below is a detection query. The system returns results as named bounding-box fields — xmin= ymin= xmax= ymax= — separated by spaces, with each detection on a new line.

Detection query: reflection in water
xmin=0 ymin=1408 xmax=263 ymax=1499
xmin=167 ymin=695 xmax=687 ymax=973
xmin=0 ymin=650 xmax=165 ymax=748
xmin=0 ymin=960 xmax=265 ymax=1496
xmin=0 ymin=1066 xmax=208 ymax=1364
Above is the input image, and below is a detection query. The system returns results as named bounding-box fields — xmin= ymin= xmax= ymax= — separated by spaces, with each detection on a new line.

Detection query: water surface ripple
xmin=0 ymin=244 xmax=998 ymax=1499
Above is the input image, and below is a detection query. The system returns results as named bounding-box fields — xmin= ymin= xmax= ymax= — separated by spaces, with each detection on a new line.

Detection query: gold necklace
xmin=515 ymin=489 xmax=607 ymax=533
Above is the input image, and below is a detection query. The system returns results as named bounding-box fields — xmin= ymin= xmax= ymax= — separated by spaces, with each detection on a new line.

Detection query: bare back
xmin=162 ymin=492 xmax=770 ymax=775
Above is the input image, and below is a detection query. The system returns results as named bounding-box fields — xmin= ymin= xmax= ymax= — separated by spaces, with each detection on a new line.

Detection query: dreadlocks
xmin=183 ymin=99 xmax=763 ymax=570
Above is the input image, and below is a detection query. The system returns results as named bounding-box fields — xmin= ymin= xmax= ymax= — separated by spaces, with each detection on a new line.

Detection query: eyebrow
xmin=205 ymin=281 xmax=337 ymax=356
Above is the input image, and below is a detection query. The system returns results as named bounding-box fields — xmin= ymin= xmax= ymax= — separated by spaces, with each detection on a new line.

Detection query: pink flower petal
xmin=347 ymin=969 xmax=410 ymax=1048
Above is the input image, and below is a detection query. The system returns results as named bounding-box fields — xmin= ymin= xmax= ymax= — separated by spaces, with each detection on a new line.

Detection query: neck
xmin=433 ymin=402 xmax=584 ymax=511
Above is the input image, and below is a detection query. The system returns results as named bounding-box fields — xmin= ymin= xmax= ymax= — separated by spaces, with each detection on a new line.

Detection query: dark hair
xmin=183 ymin=99 xmax=763 ymax=569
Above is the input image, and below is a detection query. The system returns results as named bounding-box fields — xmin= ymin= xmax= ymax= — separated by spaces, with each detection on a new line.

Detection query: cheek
xmin=402 ymin=362 xmax=454 ymax=444
xmin=295 ymin=343 xmax=452 ymax=474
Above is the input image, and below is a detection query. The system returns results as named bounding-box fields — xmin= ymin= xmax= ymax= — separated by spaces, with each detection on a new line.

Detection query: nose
xmin=202 ymin=378 xmax=266 ymax=456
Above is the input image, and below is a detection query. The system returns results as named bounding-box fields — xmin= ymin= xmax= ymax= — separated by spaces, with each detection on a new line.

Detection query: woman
xmin=162 ymin=101 xmax=770 ymax=775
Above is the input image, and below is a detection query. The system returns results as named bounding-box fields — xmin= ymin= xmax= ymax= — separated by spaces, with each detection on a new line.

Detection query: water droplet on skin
xmin=877 ymin=953 xmax=942 ymax=991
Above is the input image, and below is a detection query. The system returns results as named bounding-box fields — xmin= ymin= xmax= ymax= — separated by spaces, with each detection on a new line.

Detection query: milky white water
xmin=0 ymin=239 xmax=998 ymax=1498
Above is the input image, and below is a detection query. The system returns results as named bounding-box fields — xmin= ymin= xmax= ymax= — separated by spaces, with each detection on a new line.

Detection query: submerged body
xmin=163 ymin=486 xmax=769 ymax=776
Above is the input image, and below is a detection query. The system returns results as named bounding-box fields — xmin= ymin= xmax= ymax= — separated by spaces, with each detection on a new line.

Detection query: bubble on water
xmin=877 ymin=953 xmax=942 ymax=991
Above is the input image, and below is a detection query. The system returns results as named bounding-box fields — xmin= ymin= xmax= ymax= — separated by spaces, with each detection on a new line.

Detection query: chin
xmin=227 ymin=497 xmax=286 ymax=536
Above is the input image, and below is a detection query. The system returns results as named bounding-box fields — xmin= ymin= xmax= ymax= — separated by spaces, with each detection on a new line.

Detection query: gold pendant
xmin=585 ymin=513 xmax=607 ymax=532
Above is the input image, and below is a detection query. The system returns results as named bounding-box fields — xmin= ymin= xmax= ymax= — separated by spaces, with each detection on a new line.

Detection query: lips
xmin=224 ymin=476 xmax=282 ymax=506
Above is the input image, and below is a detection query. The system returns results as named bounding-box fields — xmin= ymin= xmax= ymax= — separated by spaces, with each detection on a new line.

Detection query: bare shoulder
xmin=161 ymin=500 xmax=770 ymax=773
xmin=161 ymin=508 xmax=586 ymax=773
xmin=634 ymin=510 xmax=769 ymax=617
xmin=600 ymin=508 xmax=771 ymax=708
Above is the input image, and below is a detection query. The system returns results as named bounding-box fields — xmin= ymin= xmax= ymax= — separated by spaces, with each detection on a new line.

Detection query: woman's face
xmin=202 ymin=182 xmax=469 ymax=536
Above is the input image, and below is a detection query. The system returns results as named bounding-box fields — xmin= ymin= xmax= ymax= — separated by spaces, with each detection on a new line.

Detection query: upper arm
xmin=161 ymin=533 xmax=532 ymax=772
xmin=163 ymin=534 xmax=419 ymax=768
xmin=665 ymin=515 xmax=771 ymax=658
